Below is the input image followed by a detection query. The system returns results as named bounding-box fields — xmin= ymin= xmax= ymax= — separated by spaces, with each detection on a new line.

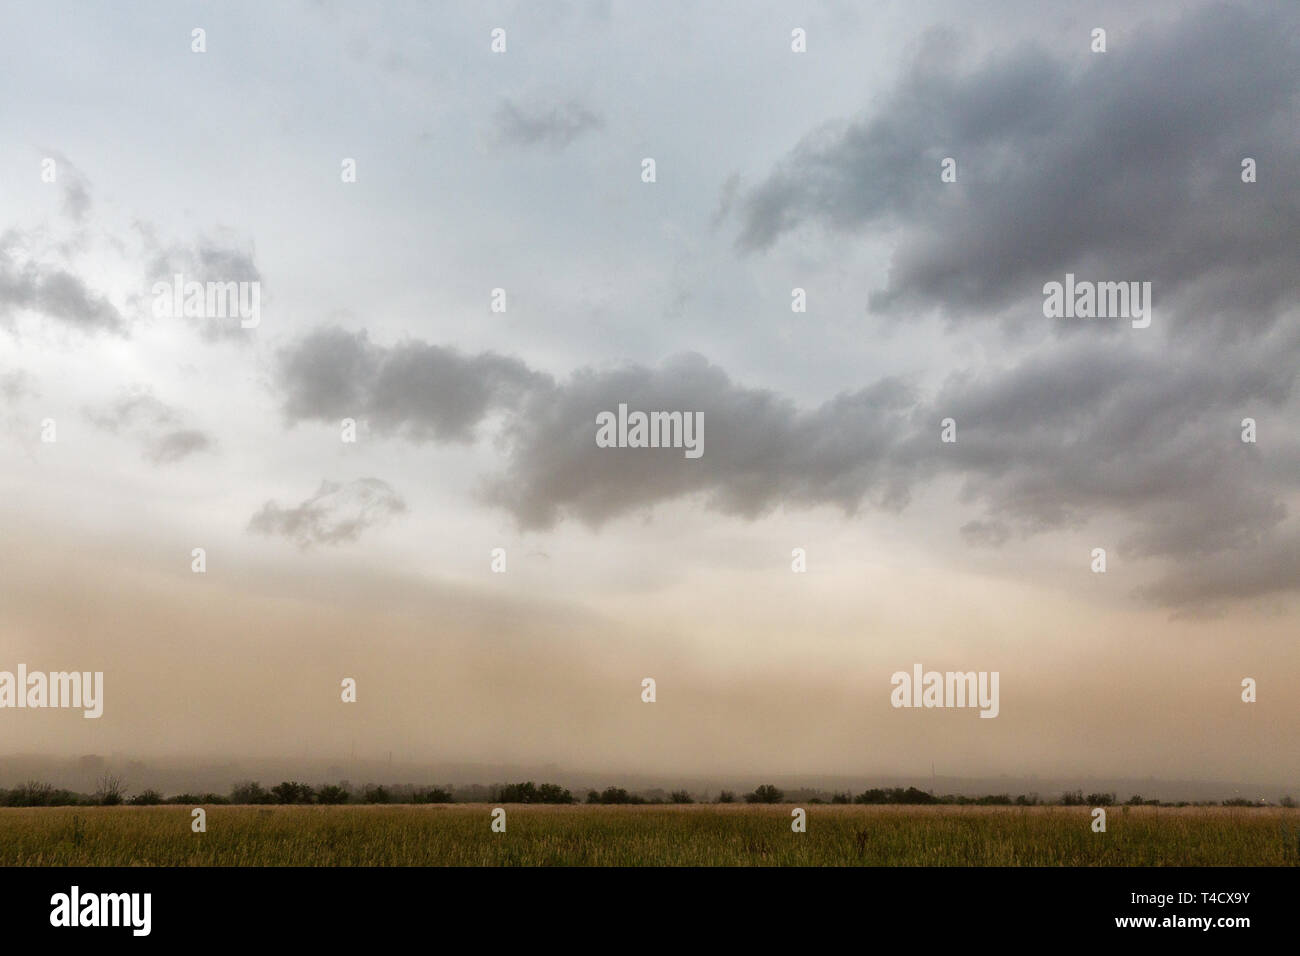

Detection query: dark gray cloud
xmin=1139 ymin=530 xmax=1300 ymax=613
xmin=0 ymin=230 xmax=125 ymax=334
xmin=276 ymin=326 xmax=550 ymax=442
xmin=906 ymin=334 xmax=1296 ymax=552
xmin=492 ymin=99 xmax=604 ymax=149
xmin=85 ymin=390 xmax=212 ymax=463
xmin=736 ymin=3 xmax=1300 ymax=336
xmin=485 ymin=353 xmax=916 ymax=529
xmin=900 ymin=333 xmax=1299 ymax=614
xmin=248 ymin=478 xmax=407 ymax=548
xmin=273 ymin=323 xmax=1298 ymax=611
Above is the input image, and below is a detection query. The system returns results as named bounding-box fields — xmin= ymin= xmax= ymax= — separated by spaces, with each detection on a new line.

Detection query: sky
xmin=0 ymin=0 xmax=1297 ymax=788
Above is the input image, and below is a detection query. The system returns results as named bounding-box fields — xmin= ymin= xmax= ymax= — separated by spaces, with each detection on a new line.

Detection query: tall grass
xmin=1 ymin=804 xmax=1295 ymax=866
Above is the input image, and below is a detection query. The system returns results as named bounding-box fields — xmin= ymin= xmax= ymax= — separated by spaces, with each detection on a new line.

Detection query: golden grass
xmin=1 ymin=804 xmax=1295 ymax=866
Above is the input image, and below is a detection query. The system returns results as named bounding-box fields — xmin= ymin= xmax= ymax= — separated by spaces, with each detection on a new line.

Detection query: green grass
xmin=1 ymin=804 xmax=1296 ymax=866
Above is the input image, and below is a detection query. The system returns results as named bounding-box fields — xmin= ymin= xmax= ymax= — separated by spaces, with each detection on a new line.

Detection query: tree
xmin=315 ymin=784 xmax=349 ymax=805
xmin=897 ymin=787 xmax=935 ymax=804
xmin=230 ymin=781 xmax=274 ymax=805
xmin=497 ymin=782 xmax=539 ymax=803
xmin=716 ymin=790 xmax=736 ymax=804
xmin=128 ymin=789 xmax=163 ymax=805
xmin=745 ymin=784 xmax=784 ymax=804
xmin=272 ymin=781 xmax=314 ymax=804
xmin=670 ymin=790 xmax=694 ymax=804
xmin=95 ymin=774 xmax=127 ymax=806
xmin=537 ymin=783 xmax=574 ymax=804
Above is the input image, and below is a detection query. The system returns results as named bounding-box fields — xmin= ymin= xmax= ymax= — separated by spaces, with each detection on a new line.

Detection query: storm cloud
xmin=736 ymin=3 xmax=1300 ymax=336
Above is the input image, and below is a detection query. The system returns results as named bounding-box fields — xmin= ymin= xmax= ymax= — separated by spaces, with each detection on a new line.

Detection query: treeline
xmin=2 ymin=777 xmax=1295 ymax=808
xmin=812 ymin=788 xmax=1298 ymax=808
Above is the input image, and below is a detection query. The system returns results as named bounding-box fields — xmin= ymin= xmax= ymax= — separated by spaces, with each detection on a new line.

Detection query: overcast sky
xmin=0 ymin=0 xmax=1297 ymax=786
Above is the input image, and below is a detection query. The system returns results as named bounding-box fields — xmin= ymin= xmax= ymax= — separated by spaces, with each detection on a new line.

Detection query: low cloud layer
xmin=273 ymin=325 xmax=1298 ymax=610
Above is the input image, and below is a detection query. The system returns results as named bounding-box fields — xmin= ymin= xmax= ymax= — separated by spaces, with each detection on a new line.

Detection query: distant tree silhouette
xmin=95 ymin=774 xmax=126 ymax=806
xmin=271 ymin=781 xmax=314 ymax=804
xmin=230 ymin=781 xmax=274 ymax=805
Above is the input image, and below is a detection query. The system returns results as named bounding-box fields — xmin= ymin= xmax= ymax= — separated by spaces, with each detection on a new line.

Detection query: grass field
xmin=2 ymin=804 xmax=1297 ymax=866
